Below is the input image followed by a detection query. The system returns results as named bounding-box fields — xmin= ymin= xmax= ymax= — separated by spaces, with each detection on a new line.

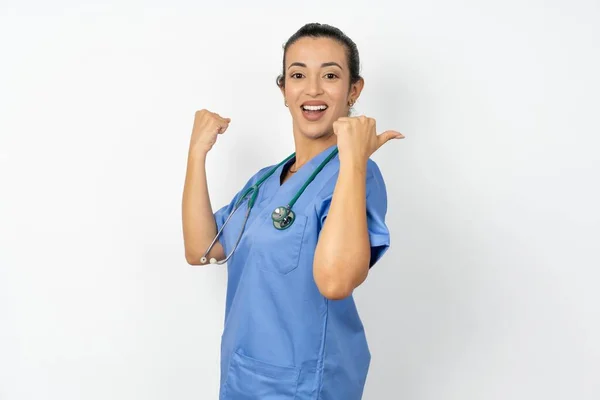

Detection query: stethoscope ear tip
xmin=200 ymin=256 xmax=219 ymax=265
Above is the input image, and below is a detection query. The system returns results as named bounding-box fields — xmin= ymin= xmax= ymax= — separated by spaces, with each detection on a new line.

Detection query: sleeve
xmin=213 ymin=165 xmax=272 ymax=252
xmin=212 ymin=190 xmax=242 ymax=257
xmin=315 ymin=162 xmax=391 ymax=268
xmin=364 ymin=165 xmax=391 ymax=267
xmin=214 ymin=192 xmax=242 ymax=235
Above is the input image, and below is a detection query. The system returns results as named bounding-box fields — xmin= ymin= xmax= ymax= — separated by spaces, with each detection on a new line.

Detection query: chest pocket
xmin=251 ymin=213 xmax=308 ymax=275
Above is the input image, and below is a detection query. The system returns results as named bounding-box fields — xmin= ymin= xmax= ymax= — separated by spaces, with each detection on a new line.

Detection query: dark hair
xmin=276 ymin=23 xmax=362 ymax=90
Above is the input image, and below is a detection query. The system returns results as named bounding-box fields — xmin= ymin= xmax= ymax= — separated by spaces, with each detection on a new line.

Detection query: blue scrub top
xmin=213 ymin=144 xmax=391 ymax=400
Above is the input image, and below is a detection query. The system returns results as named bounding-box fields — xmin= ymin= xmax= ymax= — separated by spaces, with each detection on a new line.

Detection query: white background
xmin=1 ymin=1 xmax=599 ymax=399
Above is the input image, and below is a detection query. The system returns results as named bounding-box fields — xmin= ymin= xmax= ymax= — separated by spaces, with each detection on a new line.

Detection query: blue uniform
xmin=213 ymin=144 xmax=390 ymax=400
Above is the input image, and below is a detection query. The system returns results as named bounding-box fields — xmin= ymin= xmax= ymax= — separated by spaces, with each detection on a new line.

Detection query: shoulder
xmin=366 ymin=158 xmax=387 ymax=198
xmin=366 ymin=158 xmax=384 ymax=181
xmin=228 ymin=164 xmax=276 ymax=200
xmin=244 ymin=164 xmax=276 ymax=185
xmin=314 ymin=157 xmax=387 ymax=202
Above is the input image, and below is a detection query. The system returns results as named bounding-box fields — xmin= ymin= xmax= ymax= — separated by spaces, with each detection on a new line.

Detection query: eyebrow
xmin=287 ymin=62 xmax=343 ymax=70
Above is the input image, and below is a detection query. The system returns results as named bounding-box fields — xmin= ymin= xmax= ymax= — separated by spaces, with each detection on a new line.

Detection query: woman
xmin=182 ymin=22 xmax=404 ymax=400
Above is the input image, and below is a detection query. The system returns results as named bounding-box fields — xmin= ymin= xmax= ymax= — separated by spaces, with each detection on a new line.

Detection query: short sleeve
xmin=315 ymin=161 xmax=391 ymax=268
xmin=214 ymin=193 xmax=240 ymax=235
xmin=213 ymin=165 xmax=272 ymax=253
xmin=364 ymin=164 xmax=391 ymax=267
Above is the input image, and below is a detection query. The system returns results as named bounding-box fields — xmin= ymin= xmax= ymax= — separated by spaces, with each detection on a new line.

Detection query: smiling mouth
xmin=301 ymin=104 xmax=328 ymax=112
xmin=300 ymin=104 xmax=328 ymax=121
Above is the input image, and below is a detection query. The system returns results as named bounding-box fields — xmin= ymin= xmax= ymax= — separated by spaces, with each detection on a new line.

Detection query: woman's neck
xmin=291 ymin=132 xmax=337 ymax=168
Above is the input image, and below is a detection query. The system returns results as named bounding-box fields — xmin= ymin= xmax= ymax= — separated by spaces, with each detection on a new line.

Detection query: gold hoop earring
xmin=285 ymin=101 xmax=288 ymax=107
xmin=348 ymin=99 xmax=355 ymax=107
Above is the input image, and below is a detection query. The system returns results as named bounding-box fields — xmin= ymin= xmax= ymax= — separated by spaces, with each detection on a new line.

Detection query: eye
xmin=290 ymin=72 xmax=304 ymax=79
xmin=324 ymin=73 xmax=338 ymax=79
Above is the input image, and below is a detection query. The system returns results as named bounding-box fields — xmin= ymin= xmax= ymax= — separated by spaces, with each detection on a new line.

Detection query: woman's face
xmin=281 ymin=36 xmax=364 ymax=140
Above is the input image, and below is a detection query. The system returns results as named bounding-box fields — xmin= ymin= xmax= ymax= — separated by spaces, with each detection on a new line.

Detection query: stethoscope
xmin=200 ymin=146 xmax=339 ymax=265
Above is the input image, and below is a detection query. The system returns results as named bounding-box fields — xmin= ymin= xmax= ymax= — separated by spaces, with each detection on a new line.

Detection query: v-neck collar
xmin=280 ymin=157 xmax=296 ymax=186
xmin=251 ymin=144 xmax=337 ymax=215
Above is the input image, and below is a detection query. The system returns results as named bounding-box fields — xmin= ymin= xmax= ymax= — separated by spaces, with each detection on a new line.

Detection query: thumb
xmin=378 ymin=130 xmax=405 ymax=146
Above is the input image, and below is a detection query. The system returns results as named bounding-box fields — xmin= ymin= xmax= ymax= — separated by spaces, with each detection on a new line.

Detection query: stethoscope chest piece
xmin=272 ymin=206 xmax=295 ymax=230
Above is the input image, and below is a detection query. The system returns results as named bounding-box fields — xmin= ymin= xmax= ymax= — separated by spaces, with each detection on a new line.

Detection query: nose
xmin=305 ymin=75 xmax=323 ymax=96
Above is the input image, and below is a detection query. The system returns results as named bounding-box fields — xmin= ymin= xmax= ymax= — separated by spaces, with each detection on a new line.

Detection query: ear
xmin=279 ymin=82 xmax=287 ymax=105
xmin=349 ymin=77 xmax=365 ymax=101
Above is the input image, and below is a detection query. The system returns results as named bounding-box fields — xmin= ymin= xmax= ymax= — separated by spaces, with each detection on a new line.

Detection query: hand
xmin=189 ymin=109 xmax=231 ymax=155
xmin=332 ymin=115 xmax=404 ymax=165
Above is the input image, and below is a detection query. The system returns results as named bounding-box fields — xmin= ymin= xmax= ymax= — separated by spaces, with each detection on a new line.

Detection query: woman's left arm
xmin=313 ymin=116 xmax=404 ymax=300
xmin=313 ymin=159 xmax=370 ymax=300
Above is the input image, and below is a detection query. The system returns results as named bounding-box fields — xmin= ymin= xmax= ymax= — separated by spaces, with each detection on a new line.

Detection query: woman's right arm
xmin=182 ymin=109 xmax=231 ymax=265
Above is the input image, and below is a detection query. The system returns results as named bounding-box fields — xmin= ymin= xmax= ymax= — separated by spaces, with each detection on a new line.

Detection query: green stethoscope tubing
xmin=200 ymin=146 xmax=338 ymax=265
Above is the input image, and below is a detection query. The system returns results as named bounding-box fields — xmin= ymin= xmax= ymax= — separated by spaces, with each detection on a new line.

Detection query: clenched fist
xmin=189 ymin=109 xmax=231 ymax=155
xmin=333 ymin=115 xmax=404 ymax=165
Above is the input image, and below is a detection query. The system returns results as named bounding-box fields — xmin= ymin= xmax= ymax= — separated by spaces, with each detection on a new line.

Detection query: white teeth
xmin=302 ymin=104 xmax=327 ymax=111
